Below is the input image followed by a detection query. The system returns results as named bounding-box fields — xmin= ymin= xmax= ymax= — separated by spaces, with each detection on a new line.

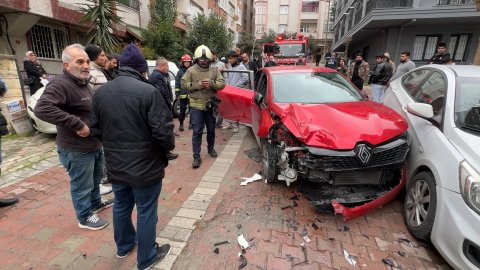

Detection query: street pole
xmin=324 ymin=0 xmax=330 ymax=61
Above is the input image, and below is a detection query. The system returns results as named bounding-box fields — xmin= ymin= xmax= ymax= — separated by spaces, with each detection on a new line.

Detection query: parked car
xmin=218 ymin=66 xmax=410 ymax=222
xmin=382 ymin=65 xmax=480 ymax=270
xmin=146 ymin=60 xmax=183 ymax=117
xmin=27 ymin=86 xmax=57 ymax=134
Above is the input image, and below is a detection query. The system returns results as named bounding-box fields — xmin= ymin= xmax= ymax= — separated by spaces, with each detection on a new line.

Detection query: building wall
xmin=0 ymin=55 xmax=23 ymax=102
xmin=117 ymin=4 xmax=141 ymax=27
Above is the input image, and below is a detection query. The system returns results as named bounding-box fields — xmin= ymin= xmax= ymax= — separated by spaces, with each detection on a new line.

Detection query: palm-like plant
xmin=78 ymin=0 xmax=124 ymax=52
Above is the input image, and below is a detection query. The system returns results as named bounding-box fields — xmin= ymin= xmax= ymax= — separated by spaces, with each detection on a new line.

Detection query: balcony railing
xmin=437 ymin=0 xmax=475 ymax=4
xmin=366 ymin=0 xmax=412 ymax=14
xmin=302 ymin=6 xmax=319 ymax=12
xmin=354 ymin=4 xmax=363 ymax=25
xmin=118 ymin=0 xmax=140 ymax=11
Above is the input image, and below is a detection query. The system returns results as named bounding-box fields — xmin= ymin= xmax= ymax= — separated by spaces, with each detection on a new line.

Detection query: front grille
xmin=301 ymin=135 xmax=409 ymax=171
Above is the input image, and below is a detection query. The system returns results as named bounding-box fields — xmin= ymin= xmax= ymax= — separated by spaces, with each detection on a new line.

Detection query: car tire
xmin=172 ymin=99 xmax=181 ymax=118
xmin=261 ymin=138 xmax=278 ymax=183
xmin=403 ymin=171 xmax=437 ymax=242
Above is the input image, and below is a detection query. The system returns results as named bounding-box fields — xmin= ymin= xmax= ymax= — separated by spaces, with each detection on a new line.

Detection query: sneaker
xmin=208 ymin=148 xmax=217 ymax=158
xmin=78 ymin=214 xmax=109 ymax=230
xmin=101 ymin=177 xmax=109 ymax=184
xmin=166 ymin=152 xmax=179 ymax=160
xmin=179 ymin=124 xmax=184 ymax=132
xmin=93 ymin=198 xmax=114 ymax=213
xmin=117 ymin=242 xmax=137 ymax=259
xmin=222 ymin=122 xmax=233 ymax=130
xmin=192 ymin=156 xmax=202 ymax=169
xmin=233 ymin=125 xmax=239 ymax=133
xmin=143 ymin=243 xmax=171 ymax=269
xmin=100 ymin=184 xmax=112 ymax=195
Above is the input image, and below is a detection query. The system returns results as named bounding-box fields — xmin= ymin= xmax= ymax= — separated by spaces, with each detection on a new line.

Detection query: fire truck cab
xmin=262 ymin=33 xmax=309 ymax=66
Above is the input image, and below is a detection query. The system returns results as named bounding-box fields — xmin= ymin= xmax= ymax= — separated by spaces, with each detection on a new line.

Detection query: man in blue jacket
xmin=175 ymin=54 xmax=192 ymax=131
xmin=149 ymin=57 xmax=178 ymax=160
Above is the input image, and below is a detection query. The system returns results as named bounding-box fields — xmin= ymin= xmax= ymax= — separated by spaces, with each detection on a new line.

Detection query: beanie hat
xmin=120 ymin=44 xmax=148 ymax=73
xmin=383 ymin=52 xmax=390 ymax=60
xmin=85 ymin=44 xmax=103 ymax=61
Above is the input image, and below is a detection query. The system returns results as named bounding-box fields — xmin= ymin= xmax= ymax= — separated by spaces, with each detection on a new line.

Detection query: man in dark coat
xmin=264 ymin=55 xmax=280 ymax=67
xmin=24 ymin=51 xmax=47 ymax=96
xmin=315 ymin=52 xmax=322 ymax=66
xmin=148 ymin=57 xmax=178 ymax=160
xmin=90 ymin=44 xmax=174 ymax=270
xmin=175 ymin=54 xmax=193 ymax=131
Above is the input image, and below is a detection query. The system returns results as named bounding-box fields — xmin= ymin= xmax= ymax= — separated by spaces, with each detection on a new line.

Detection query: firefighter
xmin=175 ymin=54 xmax=193 ymax=131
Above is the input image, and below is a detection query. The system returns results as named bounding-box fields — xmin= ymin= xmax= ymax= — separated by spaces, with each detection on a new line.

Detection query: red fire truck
xmin=262 ymin=33 xmax=309 ymax=66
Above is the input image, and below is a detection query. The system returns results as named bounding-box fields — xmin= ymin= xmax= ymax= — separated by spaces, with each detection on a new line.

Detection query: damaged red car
xmin=218 ymin=66 xmax=409 ymax=222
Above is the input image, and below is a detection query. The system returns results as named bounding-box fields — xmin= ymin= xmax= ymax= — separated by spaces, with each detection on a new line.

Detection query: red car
xmin=218 ymin=66 xmax=410 ymax=222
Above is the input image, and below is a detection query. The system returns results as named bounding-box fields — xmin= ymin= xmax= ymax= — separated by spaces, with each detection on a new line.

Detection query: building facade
xmin=254 ymin=0 xmax=334 ymax=55
xmin=331 ymin=0 xmax=480 ymax=66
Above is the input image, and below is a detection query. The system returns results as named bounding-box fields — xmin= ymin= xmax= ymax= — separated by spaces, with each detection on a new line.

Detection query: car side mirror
xmin=254 ymin=93 xmax=264 ymax=107
xmin=407 ymin=103 xmax=434 ymax=119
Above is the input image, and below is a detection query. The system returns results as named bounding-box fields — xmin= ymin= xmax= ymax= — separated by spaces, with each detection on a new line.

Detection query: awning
xmin=126 ymin=24 xmax=143 ymax=40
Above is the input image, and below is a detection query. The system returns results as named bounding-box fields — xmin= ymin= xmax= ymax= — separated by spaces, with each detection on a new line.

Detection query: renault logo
xmin=355 ymin=144 xmax=372 ymax=164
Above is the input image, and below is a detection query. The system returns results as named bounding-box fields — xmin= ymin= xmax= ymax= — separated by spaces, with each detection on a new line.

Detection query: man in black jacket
xmin=429 ymin=43 xmax=451 ymax=65
xmin=264 ymin=55 xmax=280 ymax=67
xmin=90 ymin=44 xmax=174 ymax=270
xmin=175 ymin=54 xmax=192 ymax=131
xmin=315 ymin=52 xmax=322 ymax=66
xmin=242 ymin=53 xmax=258 ymax=74
xmin=148 ymin=57 xmax=178 ymax=160
xmin=370 ymin=54 xmax=392 ymax=103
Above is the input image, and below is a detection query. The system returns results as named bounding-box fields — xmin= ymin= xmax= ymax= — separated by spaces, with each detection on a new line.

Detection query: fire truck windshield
xmin=274 ymin=44 xmax=306 ymax=57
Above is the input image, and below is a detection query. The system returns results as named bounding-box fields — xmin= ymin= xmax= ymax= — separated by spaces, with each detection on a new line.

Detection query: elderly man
xmin=34 ymin=44 xmax=114 ymax=230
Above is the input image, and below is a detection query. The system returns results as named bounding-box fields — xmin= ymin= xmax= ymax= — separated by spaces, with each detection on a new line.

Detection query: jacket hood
xmin=118 ymin=67 xmax=156 ymax=87
xmin=273 ymin=101 xmax=408 ymax=150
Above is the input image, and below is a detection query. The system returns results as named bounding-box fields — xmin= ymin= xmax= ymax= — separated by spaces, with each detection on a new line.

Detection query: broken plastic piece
xmin=214 ymin=240 xmax=230 ymax=246
xmin=249 ymin=242 xmax=255 ymax=248
xmin=238 ymin=234 xmax=249 ymax=250
xmin=289 ymin=194 xmax=299 ymax=200
xmin=343 ymin=249 xmax=357 ymax=266
xmin=313 ymin=216 xmax=324 ymax=223
xmin=239 ymin=253 xmax=247 ymax=269
xmin=177 ymin=187 xmax=182 ymax=193
xmin=382 ymin=259 xmax=395 ymax=267
xmin=303 ymin=236 xmax=311 ymax=243
xmin=328 ymin=238 xmax=335 ymax=242
xmin=300 ymin=228 xmax=308 ymax=236
xmin=312 ymin=223 xmax=319 ymax=230
xmin=244 ymin=148 xmax=262 ymax=162
xmin=240 ymin=173 xmax=263 ymax=186
xmin=294 ymin=243 xmax=308 ymax=266
xmin=400 ymin=238 xmax=413 ymax=247
xmin=213 ymin=248 xmax=219 ymax=254
xmin=344 ymin=225 xmax=349 ymax=232
xmin=398 ymin=251 xmax=405 ymax=257
xmin=237 ymin=224 xmax=242 ymax=229
xmin=362 ymin=234 xmax=370 ymax=239
xmin=247 ymin=237 xmax=254 ymax=242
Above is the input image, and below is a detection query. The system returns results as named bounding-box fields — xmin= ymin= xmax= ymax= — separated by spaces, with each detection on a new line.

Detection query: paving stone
xmin=59 ymin=235 xmax=88 ymax=252
xmin=201 ymin=176 xmax=223 ymax=183
xmin=159 ymin=226 xmax=182 ymax=238
xmin=197 ymin=182 xmax=220 ymax=189
xmin=176 ymin=208 xmax=205 ymax=219
xmin=155 ymin=238 xmax=187 ymax=249
xmin=193 ymin=187 xmax=218 ymax=196
xmin=49 ymin=251 xmax=82 ymax=268
xmin=70 ymin=254 xmax=100 ymax=270
xmin=167 ymin=217 xmax=196 ymax=229
xmin=173 ymin=228 xmax=192 ymax=242
xmin=181 ymin=200 xmax=210 ymax=211
xmin=215 ymin=158 xmax=235 ymax=164
xmin=95 ymin=243 xmax=117 ymax=258
xmin=187 ymin=193 xmax=213 ymax=203
xmin=208 ymin=166 xmax=230 ymax=173
xmin=30 ymin=227 xmax=58 ymax=242
xmin=204 ymin=170 xmax=226 ymax=178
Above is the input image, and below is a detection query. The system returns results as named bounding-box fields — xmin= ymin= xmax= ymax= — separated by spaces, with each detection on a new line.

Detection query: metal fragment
xmin=312 ymin=223 xmax=319 ymax=230
xmin=214 ymin=240 xmax=230 ymax=246
xmin=239 ymin=253 xmax=247 ymax=269
xmin=213 ymin=248 xmax=219 ymax=254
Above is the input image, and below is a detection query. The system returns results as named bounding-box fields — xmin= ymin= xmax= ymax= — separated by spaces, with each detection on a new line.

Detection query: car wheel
xmin=404 ymin=171 xmax=437 ymax=242
xmin=261 ymin=138 xmax=278 ymax=183
xmin=172 ymin=99 xmax=181 ymax=118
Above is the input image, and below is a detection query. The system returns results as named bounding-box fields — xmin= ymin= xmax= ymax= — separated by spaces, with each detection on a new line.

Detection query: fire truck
xmin=262 ymin=33 xmax=309 ymax=66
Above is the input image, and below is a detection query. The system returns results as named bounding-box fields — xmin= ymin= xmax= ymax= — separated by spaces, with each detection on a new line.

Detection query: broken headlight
xmin=459 ymin=160 xmax=480 ymax=215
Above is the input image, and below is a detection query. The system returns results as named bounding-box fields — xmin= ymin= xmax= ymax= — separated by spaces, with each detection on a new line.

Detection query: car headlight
xmin=459 ymin=160 xmax=480 ymax=215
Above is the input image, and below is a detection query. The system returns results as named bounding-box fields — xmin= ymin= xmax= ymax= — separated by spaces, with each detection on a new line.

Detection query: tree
xmin=330 ymin=1 xmax=337 ymax=22
xmin=260 ymin=29 xmax=277 ymax=44
xmin=308 ymin=34 xmax=320 ymax=53
xmin=236 ymin=32 xmax=261 ymax=57
xmin=78 ymin=0 xmax=124 ymax=52
xmin=185 ymin=13 xmax=234 ymax=58
xmin=474 ymin=0 xmax=480 ymax=65
xmin=142 ymin=0 xmax=190 ymax=62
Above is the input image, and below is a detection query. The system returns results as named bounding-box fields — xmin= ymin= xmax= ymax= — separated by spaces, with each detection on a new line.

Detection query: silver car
xmin=382 ymin=65 xmax=480 ymax=270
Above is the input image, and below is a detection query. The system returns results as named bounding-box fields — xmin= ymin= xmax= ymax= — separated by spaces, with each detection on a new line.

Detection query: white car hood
xmin=449 ymin=127 xmax=480 ymax=171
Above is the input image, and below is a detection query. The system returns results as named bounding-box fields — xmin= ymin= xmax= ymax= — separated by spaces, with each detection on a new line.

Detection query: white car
xmin=27 ymin=86 xmax=57 ymax=134
xmin=382 ymin=65 xmax=480 ymax=270
xmin=147 ymin=60 xmax=183 ymax=117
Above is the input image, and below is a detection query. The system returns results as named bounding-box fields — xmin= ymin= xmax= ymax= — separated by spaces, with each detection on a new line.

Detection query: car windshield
xmin=272 ymin=72 xmax=366 ymax=104
xmin=274 ymin=44 xmax=305 ymax=57
xmin=455 ymin=77 xmax=480 ymax=136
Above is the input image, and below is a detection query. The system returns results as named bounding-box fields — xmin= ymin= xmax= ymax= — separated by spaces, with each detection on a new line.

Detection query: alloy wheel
xmin=406 ymin=180 xmax=431 ymax=228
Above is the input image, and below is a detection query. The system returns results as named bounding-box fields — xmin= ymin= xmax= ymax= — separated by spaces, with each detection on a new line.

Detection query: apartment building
xmin=331 ymin=0 xmax=480 ymax=65
xmin=254 ymin=0 xmax=334 ymax=54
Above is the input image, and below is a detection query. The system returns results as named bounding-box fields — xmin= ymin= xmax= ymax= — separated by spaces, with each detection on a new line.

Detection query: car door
xmin=217 ymin=70 xmax=255 ymax=125
xmin=251 ymin=71 xmax=274 ymax=145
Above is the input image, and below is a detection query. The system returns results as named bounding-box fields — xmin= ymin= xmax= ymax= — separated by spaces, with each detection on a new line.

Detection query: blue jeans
xmin=371 ymin=84 xmax=387 ymax=103
xmin=190 ymin=108 xmax=215 ymax=156
xmin=57 ymin=146 xmax=104 ymax=222
xmin=112 ymin=181 xmax=162 ymax=269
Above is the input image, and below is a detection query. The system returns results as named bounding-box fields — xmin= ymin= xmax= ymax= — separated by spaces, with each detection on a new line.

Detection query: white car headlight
xmin=459 ymin=160 xmax=480 ymax=215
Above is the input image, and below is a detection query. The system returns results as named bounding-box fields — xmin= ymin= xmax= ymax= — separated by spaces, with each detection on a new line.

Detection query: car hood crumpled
xmin=274 ymin=101 xmax=408 ymax=150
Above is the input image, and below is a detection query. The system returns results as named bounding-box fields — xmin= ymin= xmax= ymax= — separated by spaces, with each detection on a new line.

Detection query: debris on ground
xmin=214 ymin=240 xmax=230 ymax=246
xmin=294 ymin=243 xmax=308 ymax=266
xmin=248 ymin=242 xmax=255 ymax=248
xmin=177 ymin=187 xmax=182 ymax=193
xmin=400 ymin=238 xmax=413 ymax=247
xmin=382 ymin=258 xmax=395 ymax=267
xmin=344 ymin=225 xmax=349 ymax=231
xmin=328 ymin=238 xmax=335 ymax=242
xmin=286 ymin=254 xmax=294 ymax=262
xmin=244 ymin=148 xmax=262 ymax=162
xmin=82 ymin=254 xmax=87 ymax=259
xmin=238 ymin=234 xmax=249 ymax=250
xmin=303 ymin=236 xmax=311 ymax=243
xmin=289 ymin=194 xmax=299 ymax=200
xmin=237 ymin=224 xmax=242 ymax=229
xmin=239 ymin=253 xmax=248 ymax=269
xmin=300 ymin=228 xmax=308 ymax=236
xmin=313 ymin=216 xmax=324 ymax=223
xmin=247 ymin=237 xmax=254 ymax=242
xmin=362 ymin=234 xmax=370 ymax=239
xmin=343 ymin=249 xmax=357 ymax=266
xmin=312 ymin=223 xmax=319 ymax=230
xmin=213 ymin=248 xmax=219 ymax=254
xmin=285 ymin=219 xmax=299 ymax=231
xmin=398 ymin=251 xmax=406 ymax=257
xmin=240 ymin=173 xmax=263 ymax=186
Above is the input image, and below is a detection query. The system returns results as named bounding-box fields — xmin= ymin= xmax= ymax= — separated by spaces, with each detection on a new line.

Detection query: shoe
xmin=166 ymin=152 xmax=178 ymax=160
xmin=233 ymin=125 xmax=239 ymax=133
xmin=222 ymin=122 xmax=233 ymax=130
xmin=0 ymin=198 xmax=19 ymax=207
xmin=101 ymin=176 xmax=109 ymax=184
xmin=192 ymin=156 xmax=202 ymax=169
xmin=179 ymin=124 xmax=184 ymax=131
xmin=203 ymin=127 xmax=207 ymax=134
xmin=100 ymin=184 xmax=112 ymax=195
xmin=93 ymin=198 xmax=114 ymax=213
xmin=117 ymin=242 xmax=137 ymax=259
xmin=208 ymin=148 xmax=217 ymax=158
xmin=143 ymin=243 xmax=171 ymax=270
xmin=78 ymin=214 xmax=109 ymax=230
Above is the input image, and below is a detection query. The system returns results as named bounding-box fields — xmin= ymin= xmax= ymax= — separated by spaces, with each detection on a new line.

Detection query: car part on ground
xmin=26 ymin=87 xmax=57 ymax=134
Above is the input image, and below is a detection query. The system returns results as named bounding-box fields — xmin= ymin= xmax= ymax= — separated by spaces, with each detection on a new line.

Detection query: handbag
xmin=23 ymin=77 xmax=34 ymax=86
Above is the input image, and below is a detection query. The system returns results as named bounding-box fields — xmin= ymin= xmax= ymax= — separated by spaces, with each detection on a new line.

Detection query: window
xmin=455 ymin=77 xmax=480 ymax=134
xmin=237 ymin=8 xmax=242 ymax=24
xmin=280 ymin=5 xmax=288 ymax=14
xmin=448 ymin=34 xmax=470 ymax=61
xmin=412 ymin=72 xmax=446 ymax=115
xmin=302 ymin=1 xmax=319 ymax=12
xmin=324 ymin=20 xmax=333 ymax=32
xmin=412 ymin=35 xmax=441 ymax=60
xmin=256 ymin=72 xmax=268 ymax=108
xmin=401 ymin=69 xmax=432 ymax=96
xmin=30 ymin=24 xmax=69 ymax=60
xmin=190 ymin=1 xmax=204 ymax=18
xmin=228 ymin=3 xmax=235 ymax=17
xmin=262 ymin=6 xmax=266 ymax=14
xmin=300 ymin=25 xmax=310 ymax=33
xmin=279 ymin=24 xmax=287 ymax=33
xmin=219 ymin=0 xmax=227 ymax=8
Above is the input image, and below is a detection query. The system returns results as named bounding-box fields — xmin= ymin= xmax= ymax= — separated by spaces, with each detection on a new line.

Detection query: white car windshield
xmin=455 ymin=77 xmax=480 ymax=135
xmin=272 ymin=72 xmax=366 ymax=104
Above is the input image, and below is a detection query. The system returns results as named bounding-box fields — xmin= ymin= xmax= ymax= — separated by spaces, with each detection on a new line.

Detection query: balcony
xmin=365 ymin=0 xmax=412 ymax=14
xmin=437 ymin=0 xmax=475 ymax=4
xmin=118 ymin=0 xmax=141 ymax=11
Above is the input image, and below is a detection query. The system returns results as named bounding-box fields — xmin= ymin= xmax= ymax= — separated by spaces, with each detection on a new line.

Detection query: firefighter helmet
xmin=181 ymin=54 xmax=192 ymax=62
xmin=194 ymin=45 xmax=212 ymax=61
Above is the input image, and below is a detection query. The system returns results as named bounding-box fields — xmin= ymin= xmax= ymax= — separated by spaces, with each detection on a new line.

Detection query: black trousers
xmin=352 ymin=79 xmax=364 ymax=90
xmin=179 ymin=98 xmax=188 ymax=124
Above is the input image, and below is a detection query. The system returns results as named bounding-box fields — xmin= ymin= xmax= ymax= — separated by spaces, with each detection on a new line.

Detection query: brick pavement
xmin=0 ymin=119 xmax=452 ymax=270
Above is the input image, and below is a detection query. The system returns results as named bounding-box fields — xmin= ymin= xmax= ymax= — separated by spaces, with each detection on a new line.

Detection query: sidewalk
xmin=0 ymin=120 xmax=449 ymax=269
